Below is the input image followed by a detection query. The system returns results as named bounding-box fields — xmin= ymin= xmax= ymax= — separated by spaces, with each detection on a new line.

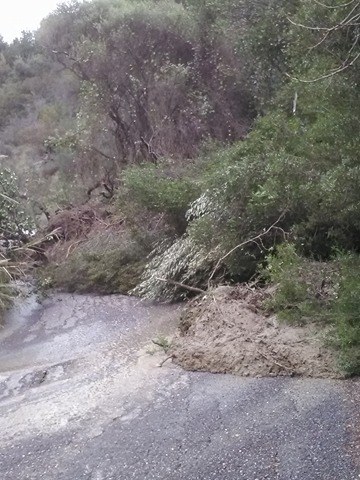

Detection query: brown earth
xmin=170 ymin=285 xmax=342 ymax=378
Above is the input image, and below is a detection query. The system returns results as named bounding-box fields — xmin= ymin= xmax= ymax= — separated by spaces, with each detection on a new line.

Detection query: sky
xmin=0 ymin=0 xmax=62 ymax=43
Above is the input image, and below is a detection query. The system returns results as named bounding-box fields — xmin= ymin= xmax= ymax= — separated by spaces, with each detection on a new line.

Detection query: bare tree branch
xmin=287 ymin=1 xmax=359 ymax=83
xmin=313 ymin=0 xmax=357 ymax=9
xmin=208 ymin=211 xmax=287 ymax=289
xmin=286 ymin=52 xmax=359 ymax=83
xmin=156 ymin=278 xmax=206 ymax=295
xmin=90 ymin=146 xmax=116 ymax=161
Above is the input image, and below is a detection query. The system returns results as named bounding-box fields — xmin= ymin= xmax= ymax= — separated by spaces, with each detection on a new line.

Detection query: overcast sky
xmin=0 ymin=0 xmax=63 ymax=43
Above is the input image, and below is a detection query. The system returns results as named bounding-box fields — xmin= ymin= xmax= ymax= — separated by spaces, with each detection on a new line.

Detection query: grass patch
xmin=152 ymin=335 xmax=172 ymax=353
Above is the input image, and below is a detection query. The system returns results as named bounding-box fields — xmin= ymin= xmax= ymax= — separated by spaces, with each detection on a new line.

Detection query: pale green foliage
xmin=134 ymin=236 xmax=214 ymax=301
xmin=0 ymin=168 xmax=34 ymax=320
xmin=152 ymin=335 xmax=171 ymax=353
xmin=0 ymin=169 xmax=33 ymax=239
xmin=0 ymin=264 xmax=14 ymax=323
xmin=123 ymin=164 xmax=199 ymax=217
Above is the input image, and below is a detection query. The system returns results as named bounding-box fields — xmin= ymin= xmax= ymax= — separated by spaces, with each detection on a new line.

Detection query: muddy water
xmin=0 ymin=293 xmax=182 ymax=443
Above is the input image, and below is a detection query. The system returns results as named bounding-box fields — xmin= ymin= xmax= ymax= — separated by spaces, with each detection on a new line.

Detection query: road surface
xmin=0 ymin=292 xmax=359 ymax=479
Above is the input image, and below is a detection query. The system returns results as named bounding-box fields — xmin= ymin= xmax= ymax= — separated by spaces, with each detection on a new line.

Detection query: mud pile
xmin=171 ymin=286 xmax=341 ymax=378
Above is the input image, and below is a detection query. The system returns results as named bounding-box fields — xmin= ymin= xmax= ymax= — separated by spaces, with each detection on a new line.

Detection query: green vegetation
xmin=264 ymin=246 xmax=360 ymax=375
xmin=0 ymin=256 xmax=16 ymax=320
xmin=262 ymin=244 xmax=332 ymax=324
xmin=0 ymin=0 xmax=359 ymax=371
xmin=0 ymin=169 xmax=33 ymax=240
xmin=332 ymin=255 xmax=360 ymax=375
xmin=41 ymin=229 xmax=149 ymax=294
xmin=152 ymin=335 xmax=172 ymax=353
xmin=0 ymin=168 xmax=34 ymax=321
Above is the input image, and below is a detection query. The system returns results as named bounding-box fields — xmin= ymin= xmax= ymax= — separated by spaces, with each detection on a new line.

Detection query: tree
xmin=38 ymin=0 xmax=254 ymax=170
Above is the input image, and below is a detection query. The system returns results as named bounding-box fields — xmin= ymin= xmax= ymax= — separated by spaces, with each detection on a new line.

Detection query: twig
xmin=287 ymin=17 xmax=332 ymax=31
xmin=156 ymin=278 xmax=206 ymax=295
xmin=158 ymin=355 xmax=173 ymax=368
xmin=66 ymin=239 xmax=83 ymax=259
xmin=259 ymin=352 xmax=294 ymax=373
xmin=313 ymin=0 xmax=357 ymax=9
xmin=207 ymin=211 xmax=287 ymax=289
xmin=0 ymin=193 xmax=19 ymax=204
xmin=286 ymin=52 xmax=360 ymax=83
xmin=90 ymin=146 xmax=116 ymax=161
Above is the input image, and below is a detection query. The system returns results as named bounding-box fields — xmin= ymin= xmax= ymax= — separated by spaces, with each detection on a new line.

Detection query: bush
xmin=134 ymin=235 xmax=214 ymax=301
xmin=263 ymin=243 xmax=335 ymax=323
xmin=263 ymin=244 xmax=360 ymax=375
xmin=121 ymin=162 xmax=200 ymax=234
xmin=42 ymin=230 xmax=149 ymax=294
xmin=332 ymin=254 xmax=360 ymax=375
xmin=0 ymin=168 xmax=34 ymax=240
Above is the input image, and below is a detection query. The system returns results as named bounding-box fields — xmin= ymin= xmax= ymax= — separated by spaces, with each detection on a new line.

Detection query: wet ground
xmin=0 ymin=292 xmax=359 ymax=479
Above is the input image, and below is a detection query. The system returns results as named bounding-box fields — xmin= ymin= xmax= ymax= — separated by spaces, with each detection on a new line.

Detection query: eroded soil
xmin=171 ymin=286 xmax=341 ymax=378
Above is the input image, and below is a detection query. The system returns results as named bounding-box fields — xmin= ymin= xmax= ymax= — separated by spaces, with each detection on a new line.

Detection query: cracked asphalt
xmin=0 ymin=292 xmax=359 ymax=480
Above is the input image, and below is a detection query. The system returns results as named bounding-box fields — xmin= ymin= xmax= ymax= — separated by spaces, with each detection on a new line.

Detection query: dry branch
xmin=286 ymin=2 xmax=359 ymax=82
xmin=156 ymin=278 xmax=206 ymax=295
xmin=207 ymin=211 xmax=287 ymax=289
xmin=158 ymin=355 xmax=174 ymax=368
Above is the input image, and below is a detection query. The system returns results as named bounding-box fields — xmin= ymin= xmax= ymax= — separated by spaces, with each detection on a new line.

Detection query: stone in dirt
xmin=170 ymin=285 xmax=342 ymax=378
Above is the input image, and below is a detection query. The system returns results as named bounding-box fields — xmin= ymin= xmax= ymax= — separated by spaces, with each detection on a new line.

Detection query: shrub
xmin=43 ymin=230 xmax=150 ymax=294
xmin=0 ymin=168 xmax=34 ymax=240
xmin=263 ymin=244 xmax=360 ymax=375
xmin=134 ymin=235 xmax=214 ymax=301
xmin=332 ymin=254 xmax=360 ymax=375
xmin=121 ymin=162 xmax=200 ymax=234
xmin=263 ymin=243 xmax=336 ymax=324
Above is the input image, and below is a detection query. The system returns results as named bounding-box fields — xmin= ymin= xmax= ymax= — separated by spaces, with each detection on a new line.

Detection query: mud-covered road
xmin=0 ymin=293 xmax=359 ymax=480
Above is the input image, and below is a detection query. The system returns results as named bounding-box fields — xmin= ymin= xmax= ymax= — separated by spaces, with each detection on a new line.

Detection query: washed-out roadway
xmin=0 ymin=292 xmax=359 ymax=479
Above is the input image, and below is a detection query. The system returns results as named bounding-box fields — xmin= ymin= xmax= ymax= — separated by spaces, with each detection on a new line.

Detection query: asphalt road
xmin=0 ymin=292 xmax=359 ymax=480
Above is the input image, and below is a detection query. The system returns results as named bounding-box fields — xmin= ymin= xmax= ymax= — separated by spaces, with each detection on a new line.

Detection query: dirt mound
xmin=170 ymin=286 xmax=342 ymax=378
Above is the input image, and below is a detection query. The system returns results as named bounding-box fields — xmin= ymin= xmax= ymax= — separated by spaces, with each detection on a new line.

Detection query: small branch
xmin=0 ymin=193 xmax=19 ymax=204
xmin=208 ymin=211 xmax=287 ymax=289
xmin=286 ymin=52 xmax=360 ymax=83
xmin=90 ymin=147 xmax=116 ymax=161
xmin=158 ymin=355 xmax=174 ymax=368
xmin=309 ymin=30 xmax=331 ymax=50
xmin=287 ymin=5 xmax=360 ymax=32
xmin=156 ymin=277 xmax=206 ymax=295
xmin=287 ymin=17 xmax=332 ymax=31
xmin=292 ymin=91 xmax=298 ymax=115
xmin=313 ymin=0 xmax=357 ymax=9
xmin=66 ymin=239 xmax=83 ymax=259
xmin=140 ymin=136 xmax=159 ymax=163
xmin=259 ymin=352 xmax=294 ymax=373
